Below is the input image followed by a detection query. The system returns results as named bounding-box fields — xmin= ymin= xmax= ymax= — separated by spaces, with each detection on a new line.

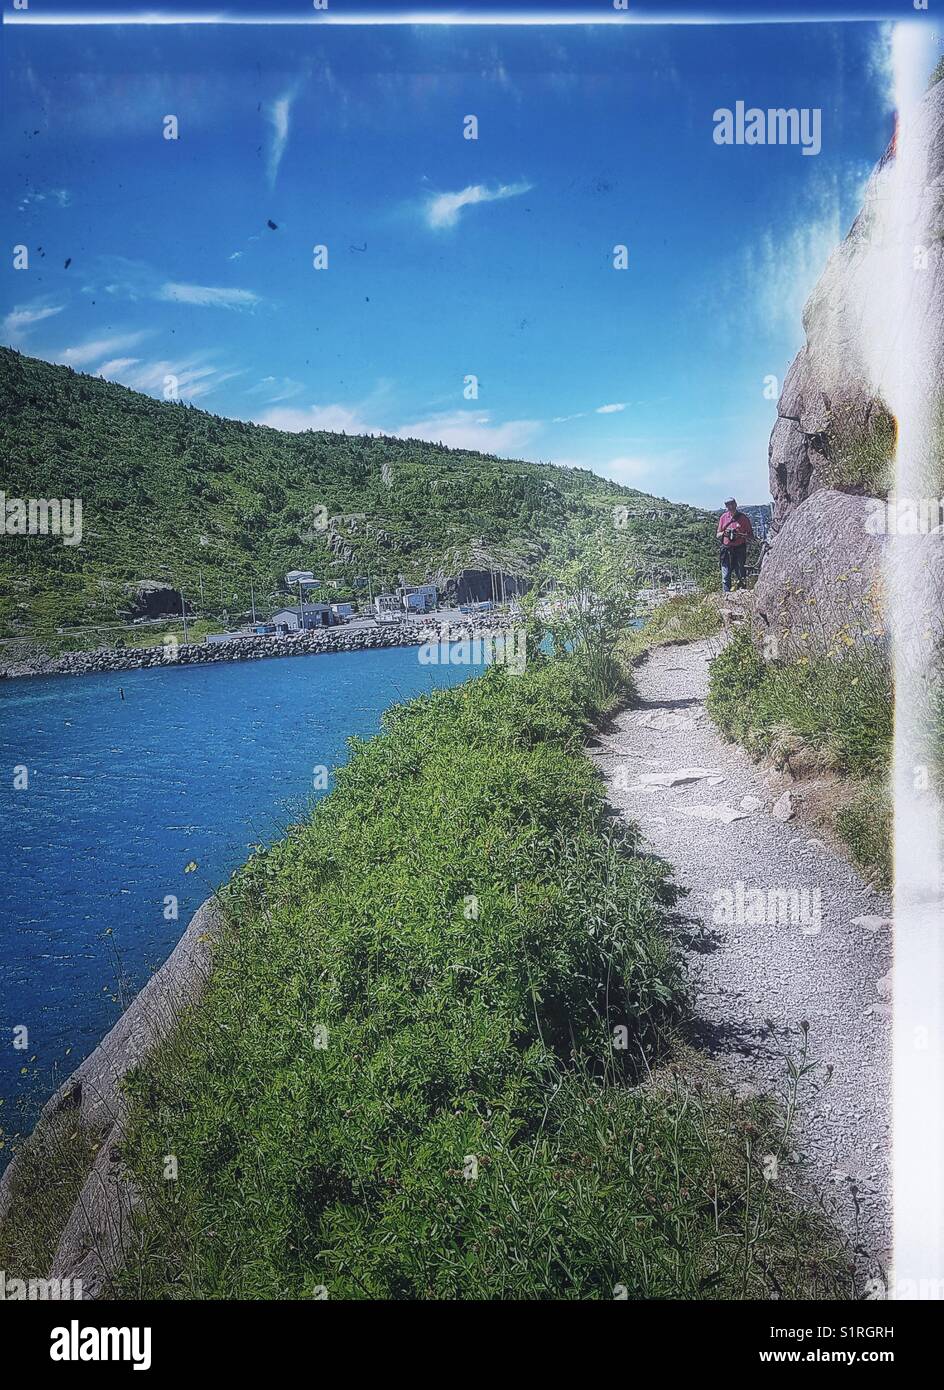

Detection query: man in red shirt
xmin=716 ymin=497 xmax=754 ymax=592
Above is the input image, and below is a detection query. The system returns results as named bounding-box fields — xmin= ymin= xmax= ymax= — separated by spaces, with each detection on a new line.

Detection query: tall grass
xmin=707 ymin=628 xmax=892 ymax=778
xmin=621 ymin=592 xmax=723 ymax=663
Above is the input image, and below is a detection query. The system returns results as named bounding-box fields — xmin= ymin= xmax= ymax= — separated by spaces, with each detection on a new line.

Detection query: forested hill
xmin=0 ymin=348 xmax=714 ymax=641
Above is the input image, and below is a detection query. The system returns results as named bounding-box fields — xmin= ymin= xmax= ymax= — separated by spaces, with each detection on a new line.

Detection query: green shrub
xmin=707 ymin=628 xmax=891 ymax=779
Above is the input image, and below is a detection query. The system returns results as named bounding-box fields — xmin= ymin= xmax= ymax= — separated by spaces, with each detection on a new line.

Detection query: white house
xmin=397 ymin=584 xmax=438 ymax=613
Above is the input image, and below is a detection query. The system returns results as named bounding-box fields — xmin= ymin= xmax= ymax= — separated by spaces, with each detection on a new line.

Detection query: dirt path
xmin=590 ymin=638 xmax=892 ymax=1277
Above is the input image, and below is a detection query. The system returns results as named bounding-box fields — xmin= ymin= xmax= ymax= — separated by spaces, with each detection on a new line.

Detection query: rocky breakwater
xmin=1 ymin=616 xmax=520 ymax=680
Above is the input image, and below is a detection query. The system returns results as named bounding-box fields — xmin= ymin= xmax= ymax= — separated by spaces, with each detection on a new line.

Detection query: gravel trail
xmin=590 ymin=638 xmax=892 ymax=1275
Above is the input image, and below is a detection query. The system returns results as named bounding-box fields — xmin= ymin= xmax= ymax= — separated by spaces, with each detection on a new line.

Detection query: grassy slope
xmin=92 ymin=639 xmax=846 ymax=1300
xmin=0 ymin=348 xmax=714 ymax=642
xmin=707 ymin=627 xmax=892 ymax=885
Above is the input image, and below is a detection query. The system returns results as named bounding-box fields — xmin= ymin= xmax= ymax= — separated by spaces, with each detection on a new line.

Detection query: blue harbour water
xmin=0 ymin=646 xmax=473 ymax=1143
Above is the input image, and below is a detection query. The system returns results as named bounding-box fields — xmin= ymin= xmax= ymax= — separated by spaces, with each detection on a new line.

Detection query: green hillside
xmin=0 ymin=348 xmax=714 ymax=644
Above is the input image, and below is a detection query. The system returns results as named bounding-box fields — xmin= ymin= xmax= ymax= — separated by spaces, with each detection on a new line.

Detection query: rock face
xmin=125 ymin=579 xmax=189 ymax=620
xmin=768 ymin=76 xmax=944 ymax=532
xmin=752 ymin=489 xmax=886 ymax=656
xmin=436 ymin=568 xmax=529 ymax=606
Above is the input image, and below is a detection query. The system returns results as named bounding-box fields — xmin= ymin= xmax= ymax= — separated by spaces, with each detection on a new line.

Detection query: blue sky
xmin=1 ymin=16 xmax=930 ymax=507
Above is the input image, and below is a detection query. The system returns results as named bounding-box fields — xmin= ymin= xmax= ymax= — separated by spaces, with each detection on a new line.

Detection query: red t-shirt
xmin=717 ymin=509 xmax=754 ymax=547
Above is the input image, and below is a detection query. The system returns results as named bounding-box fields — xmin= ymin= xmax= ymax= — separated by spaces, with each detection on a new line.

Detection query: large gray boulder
xmin=752 ymin=489 xmax=887 ymax=657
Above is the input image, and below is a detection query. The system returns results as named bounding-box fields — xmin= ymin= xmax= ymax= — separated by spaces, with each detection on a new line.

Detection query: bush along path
xmin=590 ymin=637 xmax=892 ymax=1283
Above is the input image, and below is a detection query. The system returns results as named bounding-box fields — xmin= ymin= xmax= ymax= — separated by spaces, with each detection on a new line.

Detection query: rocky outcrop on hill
xmin=768 ymin=75 xmax=944 ymax=533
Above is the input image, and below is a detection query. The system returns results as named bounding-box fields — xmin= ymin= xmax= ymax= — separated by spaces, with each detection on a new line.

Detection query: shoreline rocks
xmin=0 ymin=895 xmax=225 ymax=1299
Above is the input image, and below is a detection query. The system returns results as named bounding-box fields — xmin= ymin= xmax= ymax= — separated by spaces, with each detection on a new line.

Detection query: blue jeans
xmin=720 ymin=545 xmax=747 ymax=592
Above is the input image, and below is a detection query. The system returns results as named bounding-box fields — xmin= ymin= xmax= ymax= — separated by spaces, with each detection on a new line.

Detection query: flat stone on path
xmin=852 ymin=915 xmax=893 ymax=933
xmin=635 ymin=768 xmax=721 ymax=787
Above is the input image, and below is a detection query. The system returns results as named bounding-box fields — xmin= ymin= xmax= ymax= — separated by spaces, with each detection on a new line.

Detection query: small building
xmin=374 ymin=594 xmax=400 ymax=617
xmin=330 ymin=602 xmax=355 ymax=621
xmin=271 ymin=603 xmax=334 ymax=632
xmin=397 ymin=583 xmax=437 ymax=613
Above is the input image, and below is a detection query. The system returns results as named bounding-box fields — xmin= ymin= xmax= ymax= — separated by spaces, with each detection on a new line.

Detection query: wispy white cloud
xmin=158 ymin=282 xmax=260 ymax=310
xmin=255 ymin=402 xmax=540 ymax=457
xmin=553 ymin=401 xmax=627 ymax=424
xmin=246 ymin=375 xmax=305 ymax=404
xmin=394 ymin=409 xmax=540 ymax=454
xmin=95 ymin=354 xmax=243 ymax=402
xmin=595 ymin=446 xmax=697 ymax=499
xmin=265 ymin=89 xmax=296 ymax=188
xmin=718 ymin=161 xmax=873 ymax=347
xmin=95 ymin=357 xmax=141 ymax=377
xmin=57 ymin=331 xmax=150 ymax=368
xmin=86 ymin=259 xmax=262 ymax=311
xmin=257 ymin=403 xmax=376 ymax=434
xmin=598 ymin=455 xmax=663 ymax=486
xmin=2 ymin=300 xmax=64 ymax=342
xmin=18 ymin=187 xmax=70 ymax=212
xmin=424 ymin=180 xmax=532 ymax=231
xmin=738 ymin=215 xmax=842 ymax=339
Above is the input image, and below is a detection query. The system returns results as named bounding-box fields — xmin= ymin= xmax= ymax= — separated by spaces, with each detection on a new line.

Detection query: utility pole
xmin=199 ymin=570 xmax=205 ymax=604
xmin=180 ymin=587 xmax=190 ymax=643
xmin=250 ymin=577 xmax=257 ymax=625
